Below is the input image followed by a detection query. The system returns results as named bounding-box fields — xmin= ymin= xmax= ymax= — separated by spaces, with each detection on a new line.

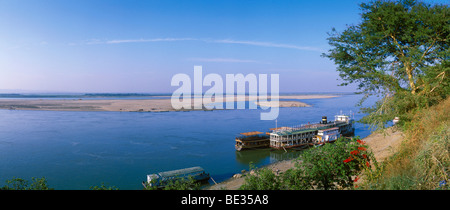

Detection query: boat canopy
xmin=272 ymin=128 xmax=317 ymax=136
xmin=269 ymin=127 xmax=292 ymax=131
xmin=240 ymin=131 xmax=264 ymax=136
xmin=158 ymin=166 xmax=205 ymax=179
xmin=319 ymin=127 xmax=339 ymax=132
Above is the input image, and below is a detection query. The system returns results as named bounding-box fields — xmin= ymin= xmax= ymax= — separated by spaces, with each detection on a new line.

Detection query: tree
xmin=323 ymin=0 xmax=449 ymax=129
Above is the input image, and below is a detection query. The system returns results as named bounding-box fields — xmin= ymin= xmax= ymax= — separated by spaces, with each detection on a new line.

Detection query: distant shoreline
xmin=0 ymin=94 xmax=339 ymax=112
xmin=0 ymin=92 xmax=355 ymax=98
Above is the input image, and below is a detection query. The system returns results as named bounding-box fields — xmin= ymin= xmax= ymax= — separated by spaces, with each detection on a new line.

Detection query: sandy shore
xmin=207 ymin=159 xmax=297 ymax=190
xmin=362 ymin=127 xmax=404 ymax=162
xmin=206 ymin=127 xmax=404 ymax=190
xmin=255 ymin=101 xmax=310 ymax=107
xmin=0 ymin=95 xmax=336 ymax=112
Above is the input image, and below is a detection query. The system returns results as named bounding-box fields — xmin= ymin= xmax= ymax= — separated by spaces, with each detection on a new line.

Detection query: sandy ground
xmin=206 ymin=127 xmax=404 ymax=190
xmin=255 ymin=101 xmax=310 ymax=107
xmin=207 ymin=160 xmax=297 ymax=190
xmin=0 ymin=95 xmax=336 ymax=112
xmin=363 ymin=127 xmax=404 ymax=162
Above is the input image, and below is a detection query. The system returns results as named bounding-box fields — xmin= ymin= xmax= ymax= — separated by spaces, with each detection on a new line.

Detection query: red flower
xmin=358 ymin=147 xmax=366 ymax=151
xmin=363 ymin=154 xmax=367 ymax=159
xmin=357 ymin=139 xmax=366 ymax=145
xmin=354 ymin=176 xmax=360 ymax=182
xmin=343 ymin=156 xmax=353 ymax=163
xmin=350 ymin=150 xmax=360 ymax=155
xmin=366 ymin=162 xmax=370 ymax=167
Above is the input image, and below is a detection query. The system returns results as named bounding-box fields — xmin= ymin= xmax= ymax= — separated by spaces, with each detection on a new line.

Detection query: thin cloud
xmin=84 ymin=37 xmax=323 ymax=52
xmin=106 ymin=38 xmax=197 ymax=44
xmin=212 ymin=39 xmax=324 ymax=52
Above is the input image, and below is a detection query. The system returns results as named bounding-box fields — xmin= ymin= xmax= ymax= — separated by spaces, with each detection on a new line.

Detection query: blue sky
xmin=0 ymin=0 xmax=447 ymax=93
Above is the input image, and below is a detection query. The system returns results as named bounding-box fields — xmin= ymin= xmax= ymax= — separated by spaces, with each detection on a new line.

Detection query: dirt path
xmin=206 ymin=127 xmax=404 ymax=190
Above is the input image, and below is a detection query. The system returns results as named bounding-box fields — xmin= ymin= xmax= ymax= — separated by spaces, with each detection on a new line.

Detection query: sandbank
xmin=0 ymin=94 xmax=337 ymax=112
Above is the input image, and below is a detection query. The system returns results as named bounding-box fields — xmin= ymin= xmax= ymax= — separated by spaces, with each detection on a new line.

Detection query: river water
xmin=0 ymin=94 xmax=375 ymax=189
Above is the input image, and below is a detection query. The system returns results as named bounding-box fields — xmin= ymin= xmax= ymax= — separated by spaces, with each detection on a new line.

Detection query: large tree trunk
xmin=405 ymin=63 xmax=416 ymax=94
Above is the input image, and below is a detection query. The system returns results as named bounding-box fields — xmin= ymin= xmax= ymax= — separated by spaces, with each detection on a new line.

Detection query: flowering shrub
xmin=289 ymin=136 xmax=377 ymax=190
xmin=241 ymin=136 xmax=378 ymax=190
xmin=340 ymin=138 xmax=377 ymax=188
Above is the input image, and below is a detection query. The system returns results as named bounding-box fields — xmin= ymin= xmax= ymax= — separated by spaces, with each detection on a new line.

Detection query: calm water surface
xmin=0 ymin=94 xmax=375 ymax=189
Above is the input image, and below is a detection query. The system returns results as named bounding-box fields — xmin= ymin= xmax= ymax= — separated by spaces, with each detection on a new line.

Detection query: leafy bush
xmin=294 ymin=137 xmax=377 ymax=190
xmin=90 ymin=182 xmax=119 ymax=190
xmin=1 ymin=177 xmax=52 ymax=190
xmin=239 ymin=164 xmax=283 ymax=190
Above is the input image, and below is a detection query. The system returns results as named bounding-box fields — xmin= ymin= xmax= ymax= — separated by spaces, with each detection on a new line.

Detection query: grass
xmin=363 ymin=97 xmax=450 ymax=190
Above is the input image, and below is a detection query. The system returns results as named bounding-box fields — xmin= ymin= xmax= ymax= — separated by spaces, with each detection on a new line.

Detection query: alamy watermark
xmin=171 ymin=66 xmax=279 ymax=120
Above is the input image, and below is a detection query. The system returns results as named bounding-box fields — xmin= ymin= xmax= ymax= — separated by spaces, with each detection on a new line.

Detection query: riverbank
xmin=0 ymin=94 xmax=336 ymax=112
xmin=206 ymin=127 xmax=404 ymax=190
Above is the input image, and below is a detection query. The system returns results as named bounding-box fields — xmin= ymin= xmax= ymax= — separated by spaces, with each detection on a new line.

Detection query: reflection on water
xmin=235 ymin=148 xmax=306 ymax=167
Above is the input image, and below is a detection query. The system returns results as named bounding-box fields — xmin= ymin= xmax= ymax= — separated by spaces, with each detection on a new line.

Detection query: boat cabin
xmin=315 ymin=127 xmax=340 ymax=144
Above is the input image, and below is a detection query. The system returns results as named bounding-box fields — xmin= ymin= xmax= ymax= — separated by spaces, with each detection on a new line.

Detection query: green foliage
xmin=239 ymin=164 xmax=283 ymax=190
xmin=1 ymin=177 xmax=53 ymax=190
xmin=90 ymin=182 xmax=119 ymax=190
xmin=323 ymin=0 xmax=449 ymax=130
xmin=295 ymin=137 xmax=377 ymax=190
xmin=240 ymin=137 xmax=378 ymax=190
xmin=324 ymin=0 xmax=449 ymax=95
xmin=359 ymin=90 xmax=430 ymax=129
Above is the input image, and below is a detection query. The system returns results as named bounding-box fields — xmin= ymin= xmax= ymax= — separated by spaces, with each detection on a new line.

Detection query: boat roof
xmin=157 ymin=166 xmax=205 ymax=178
xmin=240 ymin=131 xmax=264 ymax=136
xmin=269 ymin=127 xmax=292 ymax=131
xmin=271 ymin=128 xmax=317 ymax=136
xmin=319 ymin=127 xmax=339 ymax=132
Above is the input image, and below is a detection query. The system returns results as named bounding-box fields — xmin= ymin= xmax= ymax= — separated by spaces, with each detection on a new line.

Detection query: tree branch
xmin=413 ymin=38 xmax=437 ymax=70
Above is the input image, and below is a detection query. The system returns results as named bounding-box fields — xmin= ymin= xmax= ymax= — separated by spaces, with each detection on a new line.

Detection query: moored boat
xmin=269 ymin=114 xmax=354 ymax=150
xmin=235 ymin=113 xmax=355 ymax=151
xmin=143 ymin=166 xmax=210 ymax=188
xmin=235 ymin=131 xmax=270 ymax=151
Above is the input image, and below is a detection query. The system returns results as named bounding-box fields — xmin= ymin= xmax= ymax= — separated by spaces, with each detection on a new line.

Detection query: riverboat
xmin=143 ymin=166 xmax=210 ymax=188
xmin=235 ymin=131 xmax=270 ymax=151
xmin=269 ymin=114 xmax=354 ymax=150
